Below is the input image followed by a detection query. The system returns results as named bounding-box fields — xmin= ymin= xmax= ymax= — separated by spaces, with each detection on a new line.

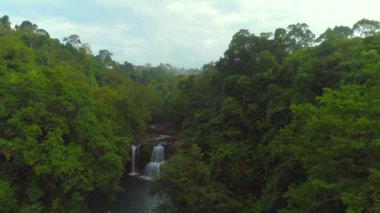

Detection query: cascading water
xmin=142 ymin=144 xmax=165 ymax=179
xmin=129 ymin=144 xmax=140 ymax=175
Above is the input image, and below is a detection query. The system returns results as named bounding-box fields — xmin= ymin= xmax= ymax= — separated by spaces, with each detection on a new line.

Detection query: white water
xmin=129 ymin=144 xmax=140 ymax=175
xmin=142 ymin=144 xmax=165 ymax=179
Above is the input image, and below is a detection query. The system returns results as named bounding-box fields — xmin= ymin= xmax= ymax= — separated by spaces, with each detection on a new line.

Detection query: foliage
xmin=270 ymin=84 xmax=380 ymax=212
xmin=158 ymin=18 xmax=380 ymax=213
xmin=156 ymin=144 xmax=242 ymax=213
xmin=1 ymin=14 xmax=380 ymax=212
xmin=353 ymin=18 xmax=380 ymax=37
xmin=0 ymin=15 xmax=165 ymax=211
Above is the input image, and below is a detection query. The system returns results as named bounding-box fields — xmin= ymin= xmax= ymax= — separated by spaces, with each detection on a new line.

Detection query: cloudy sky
xmin=0 ymin=0 xmax=379 ymax=68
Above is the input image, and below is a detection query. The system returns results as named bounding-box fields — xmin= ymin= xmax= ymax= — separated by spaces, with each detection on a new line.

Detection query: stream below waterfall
xmin=110 ymin=175 xmax=162 ymax=213
xmin=108 ymin=143 xmax=166 ymax=212
xmin=107 ymin=124 xmax=176 ymax=212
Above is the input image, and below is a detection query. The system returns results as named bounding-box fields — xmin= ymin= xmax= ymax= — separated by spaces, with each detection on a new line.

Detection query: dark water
xmin=110 ymin=175 xmax=162 ymax=213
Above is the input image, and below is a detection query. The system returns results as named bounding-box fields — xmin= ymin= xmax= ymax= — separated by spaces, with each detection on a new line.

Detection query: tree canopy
xmin=156 ymin=18 xmax=380 ymax=213
xmin=0 ymin=15 xmax=179 ymax=212
xmin=0 ymin=14 xmax=379 ymax=213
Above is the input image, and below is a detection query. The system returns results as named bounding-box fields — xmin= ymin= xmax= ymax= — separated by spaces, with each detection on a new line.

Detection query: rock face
xmin=130 ymin=123 xmax=178 ymax=176
xmin=134 ymin=123 xmax=178 ymax=147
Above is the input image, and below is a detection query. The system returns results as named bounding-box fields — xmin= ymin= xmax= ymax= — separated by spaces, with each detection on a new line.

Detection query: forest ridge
xmin=0 ymin=14 xmax=380 ymax=212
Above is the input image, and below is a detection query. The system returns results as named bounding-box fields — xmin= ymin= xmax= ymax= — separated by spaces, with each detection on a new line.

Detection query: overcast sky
xmin=0 ymin=0 xmax=379 ymax=68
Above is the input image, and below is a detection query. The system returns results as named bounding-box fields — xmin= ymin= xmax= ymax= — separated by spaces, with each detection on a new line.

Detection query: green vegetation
xmin=0 ymin=15 xmax=179 ymax=211
xmin=1 ymin=14 xmax=380 ymax=212
xmin=157 ymin=19 xmax=380 ymax=212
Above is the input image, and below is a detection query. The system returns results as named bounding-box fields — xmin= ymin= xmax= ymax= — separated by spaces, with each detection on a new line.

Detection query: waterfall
xmin=130 ymin=144 xmax=140 ymax=175
xmin=142 ymin=144 xmax=165 ymax=179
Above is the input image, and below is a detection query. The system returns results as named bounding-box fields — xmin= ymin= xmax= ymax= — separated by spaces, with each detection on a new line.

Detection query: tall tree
xmin=353 ymin=18 xmax=380 ymax=37
xmin=316 ymin=26 xmax=353 ymax=42
xmin=0 ymin=15 xmax=11 ymax=36
xmin=96 ymin=49 xmax=113 ymax=68
xmin=15 ymin=20 xmax=38 ymax=48
xmin=63 ymin=34 xmax=81 ymax=49
xmin=286 ymin=23 xmax=315 ymax=52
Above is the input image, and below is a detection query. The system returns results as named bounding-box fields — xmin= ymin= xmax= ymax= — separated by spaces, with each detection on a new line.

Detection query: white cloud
xmin=86 ymin=0 xmax=380 ymax=67
xmin=3 ymin=0 xmax=380 ymax=68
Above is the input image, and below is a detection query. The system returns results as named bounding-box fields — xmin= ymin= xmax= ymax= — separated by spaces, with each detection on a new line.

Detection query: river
xmin=110 ymin=175 xmax=162 ymax=213
xmin=94 ymin=123 xmax=175 ymax=212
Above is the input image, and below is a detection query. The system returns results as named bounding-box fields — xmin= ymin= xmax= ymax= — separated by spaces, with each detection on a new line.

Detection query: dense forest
xmin=0 ymin=14 xmax=379 ymax=212
xmin=0 ymin=15 xmax=180 ymax=212
xmin=156 ymin=19 xmax=380 ymax=212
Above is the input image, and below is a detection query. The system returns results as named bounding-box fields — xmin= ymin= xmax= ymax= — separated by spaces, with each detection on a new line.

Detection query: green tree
xmin=0 ymin=15 xmax=11 ymax=36
xmin=0 ymin=69 xmax=130 ymax=211
xmin=0 ymin=36 xmax=34 ymax=73
xmin=316 ymin=26 xmax=353 ymax=42
xmin=63 ymin=34 xmax=81 ymax=49
xmin=272 ymin=84 xmax=380 ymax=212
xmin=158 ymin=19 xmax=380 ymax=213
xmin=96 ymin=49 xmax=113 ymax=66
xmin=157 ymin=144 xmax=242 ymax=213
xmin=286 ymin=23 xmax=315 ymax=52
xmin=353 ymin=18 xmax=380 ymax=37
xmin=15 ymin=20 xmax=38 ymax=48
xmin=0 ymin=181 xmax=18 ymax=212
